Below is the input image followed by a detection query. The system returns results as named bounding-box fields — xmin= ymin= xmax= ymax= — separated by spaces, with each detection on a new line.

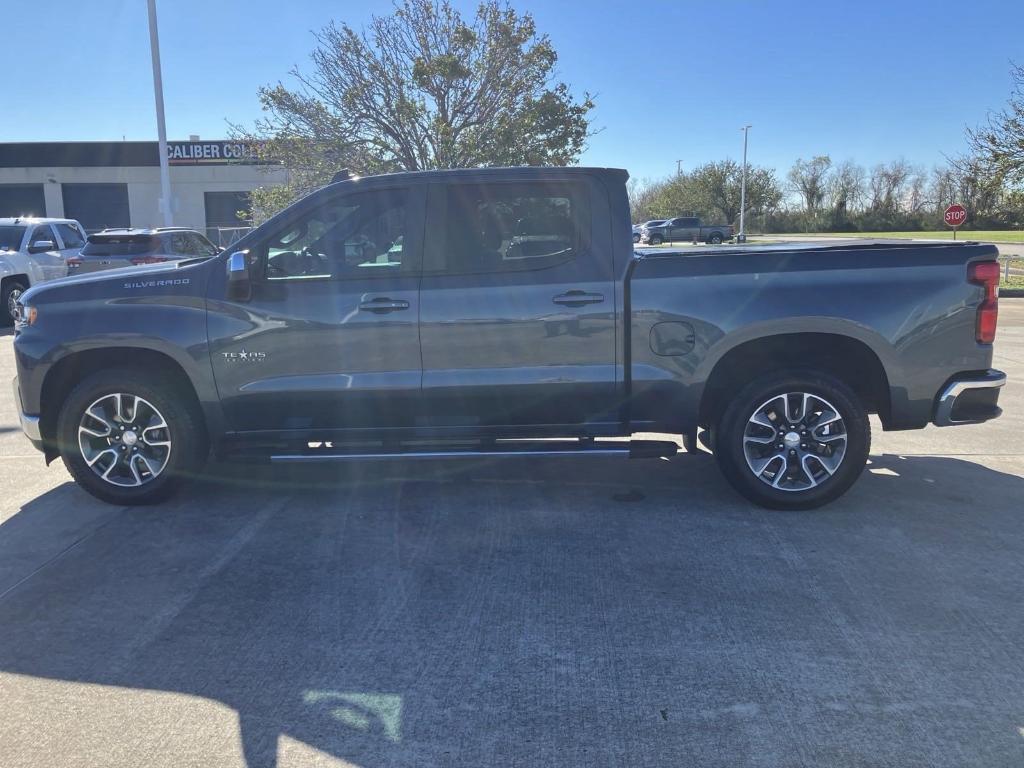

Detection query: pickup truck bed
xmin=628 ymin=240 xmax=999 ymax=432
xmin=11 ymin=166 xmax=1006 ymax=510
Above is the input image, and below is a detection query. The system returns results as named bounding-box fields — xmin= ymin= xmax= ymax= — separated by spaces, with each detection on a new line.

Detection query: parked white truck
xmin=0 ymin=218 xmax=86 ymax=323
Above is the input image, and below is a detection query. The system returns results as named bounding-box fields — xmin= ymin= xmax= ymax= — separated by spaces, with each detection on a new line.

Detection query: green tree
xmin=236 ymin=0 xmax=594 ymax=221
xmin=628 ymin=161 xmax=782 ymax=226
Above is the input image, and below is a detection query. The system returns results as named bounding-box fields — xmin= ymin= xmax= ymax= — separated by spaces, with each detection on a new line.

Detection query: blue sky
xmin=5 ymin=0 xmax=1021 ymax=181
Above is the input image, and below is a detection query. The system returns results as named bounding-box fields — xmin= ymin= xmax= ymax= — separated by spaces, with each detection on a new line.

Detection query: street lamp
xmin=676 ymin=159 xmax=683 ymax=176
xmin=738 ymin=125 xmax=751 ymax=243
xmin=147 ymin=0 xmax=173 ymax=227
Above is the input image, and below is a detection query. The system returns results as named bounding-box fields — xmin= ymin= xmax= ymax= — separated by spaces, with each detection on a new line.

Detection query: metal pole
xmin=147 ymin=0 xmax=173 ymax=227
xmin=738 ymin=125 xmax=751 ymax=243
xmin=676 ymin=159 xmax=683 ymax=176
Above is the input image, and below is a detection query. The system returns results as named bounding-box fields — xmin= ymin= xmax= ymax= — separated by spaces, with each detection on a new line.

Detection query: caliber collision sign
xmin=166 ymin=141 xmax=260 ymax=165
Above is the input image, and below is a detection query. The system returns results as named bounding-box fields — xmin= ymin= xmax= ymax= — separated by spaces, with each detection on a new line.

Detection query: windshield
xmin=0 ymin=226 xmax=25 ymax=251
xmin=81 ymin=236 xmax=159 ymax=257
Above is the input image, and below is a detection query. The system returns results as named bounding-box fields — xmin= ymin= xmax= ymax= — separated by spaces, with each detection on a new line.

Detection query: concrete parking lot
xmin=0 ymin=303 xmax=1023 ymax=768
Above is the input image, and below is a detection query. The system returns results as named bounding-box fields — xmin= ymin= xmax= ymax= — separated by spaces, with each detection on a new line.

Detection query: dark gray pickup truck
xmin=11 ymin=167 xmax=1006 ymax=509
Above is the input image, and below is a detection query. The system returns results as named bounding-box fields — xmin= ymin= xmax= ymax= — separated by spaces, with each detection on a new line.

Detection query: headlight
xmin=14 ymin=303 xmax=37 ymax=330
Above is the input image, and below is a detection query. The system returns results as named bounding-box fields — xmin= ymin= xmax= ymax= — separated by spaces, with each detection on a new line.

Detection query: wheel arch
xmin=38 ymin=347 xmax=210 ymax=462
xmin=697 ymin=330 xmax=892 ymax=428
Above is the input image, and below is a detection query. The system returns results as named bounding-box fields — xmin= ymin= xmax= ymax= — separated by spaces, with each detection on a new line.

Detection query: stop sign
xmin=944 ymin=204 xmax=967 ymax=228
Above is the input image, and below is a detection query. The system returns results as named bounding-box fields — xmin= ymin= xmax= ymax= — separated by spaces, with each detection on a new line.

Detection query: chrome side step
xmin=269 ymin=439 xmax=678 ymax=463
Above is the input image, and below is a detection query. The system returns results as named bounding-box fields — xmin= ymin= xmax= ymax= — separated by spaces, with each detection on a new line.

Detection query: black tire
xmin=649 ymin=234 xmax=663 ymax=245
xmin=707 ymin=232 xmax=724 ymax=245
xmin=57 ymin=369 xmax=207 ymax=505
xmin=2 ymin=278 xmax=28 ymax=326
xmin=633 ymin=232 xmax=641 ymax=244
xmin=713 ymin=370 xmax=870 ymax=510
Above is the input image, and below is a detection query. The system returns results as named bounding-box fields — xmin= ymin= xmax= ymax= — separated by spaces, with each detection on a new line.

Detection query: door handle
xmin=358 ymin=297 xmax=410 ymax=313
xmin=553 ymin=290 xmax=604 ymax=307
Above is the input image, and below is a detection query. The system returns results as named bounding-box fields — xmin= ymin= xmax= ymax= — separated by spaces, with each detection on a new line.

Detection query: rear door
xmin=678 ymin=217 xmax=699 ymax=240
xmin=53 ymin=222 xmax=87 ymax=261
xmin=207 ymin=184 xmax=425 ymax=433
xmin=418 ymin=178 xmax=617 ymax=430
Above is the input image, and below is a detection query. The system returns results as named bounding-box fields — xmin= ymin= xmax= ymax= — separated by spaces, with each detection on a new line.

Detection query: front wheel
xmin=57 ymin=369 xmax=207 ymax=505
xmin=648 ymin=234 xmax=663 ymax=245
xmin=2 ymin=278 xmax=28 ymax=325
xmin=713 ymin=370 xmax=870 ymax=510
xmin=633 ymin=232 xmax=641 ymax=244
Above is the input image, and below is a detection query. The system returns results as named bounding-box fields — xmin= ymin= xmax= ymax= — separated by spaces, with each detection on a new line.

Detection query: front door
xmin=418 ymin=179 xmax=617 ymax=431
xmin=27 ymin=224 xmax=66 ymax=280
xmin=207 ymin=185 xmax=424 ymax=434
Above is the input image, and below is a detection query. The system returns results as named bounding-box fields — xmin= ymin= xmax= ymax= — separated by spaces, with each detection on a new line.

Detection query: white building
xmin=0 ymin=139 xmax=287 ymax=244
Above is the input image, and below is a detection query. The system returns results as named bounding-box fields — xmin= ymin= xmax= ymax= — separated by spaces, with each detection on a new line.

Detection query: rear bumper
xmin=933 ymin=369 xmax=1006 ymax=426
xmin=11 ymin=376 xmax=43 ymax=451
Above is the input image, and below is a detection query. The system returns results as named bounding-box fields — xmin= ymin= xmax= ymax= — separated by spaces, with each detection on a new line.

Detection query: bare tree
xmin=787 ymin=156 xmax=832 ymax=213
xmin=826 ymin=160 xmax=866 ymax=218
xmin=966 ymin=61 xmax=1024 ymax=186
xmin=867 ymin=159 xmax=913 ymax=212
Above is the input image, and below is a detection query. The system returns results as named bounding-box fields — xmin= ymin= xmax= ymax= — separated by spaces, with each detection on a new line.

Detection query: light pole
xmin=676 ymin=159 xmax=683 ymax=176
xmin=738 ymin=125 xmax=751 ymax=243
xmin=147 ymin=0 xmax=173 ymax=227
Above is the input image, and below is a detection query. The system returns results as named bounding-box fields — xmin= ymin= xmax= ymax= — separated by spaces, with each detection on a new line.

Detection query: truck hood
xmin=22 ymin=258 xmax=212 ymax=304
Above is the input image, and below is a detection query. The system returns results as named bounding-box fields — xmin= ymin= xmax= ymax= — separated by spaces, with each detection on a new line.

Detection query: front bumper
xmin=933 ymin=369 xmax=1006 ymax=426
xmin=12 ymin=376 xmax=43 ymax=451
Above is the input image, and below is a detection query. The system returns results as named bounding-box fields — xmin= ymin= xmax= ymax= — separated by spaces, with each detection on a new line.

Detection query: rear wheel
xmin=57 ymin=369 xmax=206 ymax=505
xmin=713 ymin=370 xmax=870 ymax=510
xmin=2 ymin=278 xmax=28 ymax=325
xmin=707 ymin=232 xmax=724 ymax=245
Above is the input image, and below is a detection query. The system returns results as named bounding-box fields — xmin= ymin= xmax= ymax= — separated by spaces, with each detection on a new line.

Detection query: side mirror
xmin=28 ymin=240 xmax=55 ymax=254
xmin=226 ymin=251 xmax=253 ymax=302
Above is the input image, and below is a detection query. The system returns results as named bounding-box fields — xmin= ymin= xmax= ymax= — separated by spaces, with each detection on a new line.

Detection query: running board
xmin=269 ymin=439 xmax=678 ymax=463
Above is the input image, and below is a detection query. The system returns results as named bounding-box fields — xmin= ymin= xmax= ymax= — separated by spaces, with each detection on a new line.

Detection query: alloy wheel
xmin=77 ymin=393 xmax=172 ymax=487
xmin=742 ymin=391 xmax=847 ymax=492
xmin=7 ymin=288 xmax=23 ymax=320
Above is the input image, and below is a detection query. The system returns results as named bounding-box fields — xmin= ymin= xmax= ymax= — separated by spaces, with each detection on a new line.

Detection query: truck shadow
xmin=0 ymin=452 xmax=1023 ymax=767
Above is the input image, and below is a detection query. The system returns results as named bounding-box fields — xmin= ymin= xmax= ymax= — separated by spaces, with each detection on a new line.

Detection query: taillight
xmin=66 ymin=257 xmax=82 ymax=269
xmin=968 ymin=260 xmax=1000 ymax=344
xmin=130 ymin=256 xmax=168 ymax=266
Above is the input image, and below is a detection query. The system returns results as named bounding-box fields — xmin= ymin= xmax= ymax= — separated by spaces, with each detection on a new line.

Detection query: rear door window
xmin=55 ymin=223 xmax=86 ymax=249
xmin=168 ymin=232 xmax=196 ymax=256
xmin=189 ymin=232 xmax=219 ymax=257
xmin=428 ymin=183 xmax=587 ymax=275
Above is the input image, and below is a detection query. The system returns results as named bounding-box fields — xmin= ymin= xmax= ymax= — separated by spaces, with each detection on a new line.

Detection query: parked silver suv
xmin=70 ymin=228 xmax=220 ymax=274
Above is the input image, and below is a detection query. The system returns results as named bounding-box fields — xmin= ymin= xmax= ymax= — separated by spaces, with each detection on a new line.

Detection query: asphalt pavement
xmin=1 ymin=304 xmax=1023 ymax=768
